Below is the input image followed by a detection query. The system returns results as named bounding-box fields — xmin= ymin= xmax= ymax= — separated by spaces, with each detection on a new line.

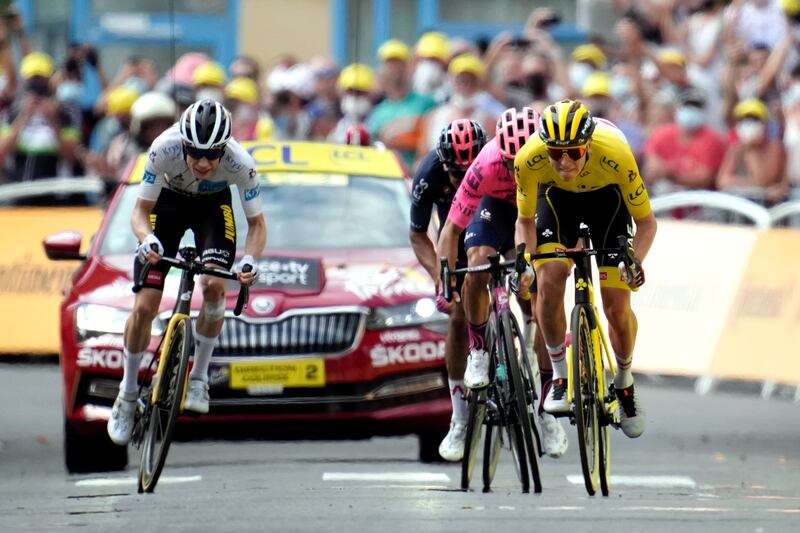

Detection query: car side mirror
xmin=43 ymin=231 xmax=86 ymax=260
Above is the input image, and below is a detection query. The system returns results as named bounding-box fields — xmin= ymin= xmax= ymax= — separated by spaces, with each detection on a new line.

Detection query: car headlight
xmin=76 ymin=304 xmax=167 ymax=340
xmin=366 ymin=298 xmax=448 ymax=330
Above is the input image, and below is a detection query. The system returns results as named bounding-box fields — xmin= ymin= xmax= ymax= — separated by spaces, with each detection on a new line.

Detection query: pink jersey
xmin=447 ymin=137 xmax=517 ymax=228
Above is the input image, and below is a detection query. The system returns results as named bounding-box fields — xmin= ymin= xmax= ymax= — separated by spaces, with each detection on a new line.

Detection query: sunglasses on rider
xmin=183 ymin=144 xmax=225 ymax=161
xmin=546 ymin=145 xmax=587 ymax=161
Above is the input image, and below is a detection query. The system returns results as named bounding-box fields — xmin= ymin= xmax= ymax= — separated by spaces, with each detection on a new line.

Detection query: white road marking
xmin=623 ymin=506 xmax=729 ymax=513
xmin=539 ymin=506 xmax=585 ymax=511
xmin=75 ymin=475 xmax=202 ymax=487
xmin=566 ymin=475 xmax=696 ymax=488
xmin=323 ymin=472 xmax=450 ymax=483
xmin=767 ymin=509 xmax=800 ymax=514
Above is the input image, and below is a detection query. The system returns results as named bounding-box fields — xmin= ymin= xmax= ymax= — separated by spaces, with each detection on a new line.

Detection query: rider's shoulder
xmin=220 ymin=138 xmax=256 ymax=175
xmin=147 ymin=125 xmax=183 ymax=164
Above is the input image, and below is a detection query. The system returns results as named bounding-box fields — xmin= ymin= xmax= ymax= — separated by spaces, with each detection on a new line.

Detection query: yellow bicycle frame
xmin=150 ymin=312 xmax=191 ymax=410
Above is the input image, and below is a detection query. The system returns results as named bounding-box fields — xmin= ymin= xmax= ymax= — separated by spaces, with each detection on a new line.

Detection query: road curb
xmin=635 ymin=372 xmax=800 ymax=403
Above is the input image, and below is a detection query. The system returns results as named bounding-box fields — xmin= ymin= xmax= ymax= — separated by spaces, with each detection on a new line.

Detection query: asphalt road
xmin=1 ymin=362 xmax=799 ymax=532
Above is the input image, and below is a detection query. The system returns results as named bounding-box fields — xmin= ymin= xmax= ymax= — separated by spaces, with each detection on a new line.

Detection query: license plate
xmin=229 ymin=359 xmax=326 ymax=389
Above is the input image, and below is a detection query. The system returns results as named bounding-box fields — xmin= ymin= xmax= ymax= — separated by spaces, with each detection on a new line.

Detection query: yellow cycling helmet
xmin=192 ymin=61 xmax=226 ymax=87
xmin=225 ymin=76 xmax=259 ymax=104
xmin=338 ymin=63 xmax=375 ymax=93
xmin=20 ymin=52 xmax=54 ymax=79
xmin=539 ymin=99 xmax=596 ymax=147
xmin=106 ymin=86 xmax=140 ymax=115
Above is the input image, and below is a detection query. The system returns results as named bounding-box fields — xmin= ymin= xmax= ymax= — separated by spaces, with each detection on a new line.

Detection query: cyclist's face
xmin=186 ymin=153 xmax=222 ymax=180
xmin=548 ymin=141 xmax=590 ymax=181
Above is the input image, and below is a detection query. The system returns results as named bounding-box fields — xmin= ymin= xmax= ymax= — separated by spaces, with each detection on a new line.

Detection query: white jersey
xmin=139 ymin=125 xmax=262 ymax=218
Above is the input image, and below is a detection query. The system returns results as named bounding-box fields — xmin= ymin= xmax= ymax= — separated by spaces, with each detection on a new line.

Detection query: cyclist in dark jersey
xmin=409 ymin=118 xmax=487 ymax=461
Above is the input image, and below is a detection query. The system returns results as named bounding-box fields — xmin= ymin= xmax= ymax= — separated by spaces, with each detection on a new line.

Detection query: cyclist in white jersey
xmin=108 ymin=99 xmax=267 ymax=446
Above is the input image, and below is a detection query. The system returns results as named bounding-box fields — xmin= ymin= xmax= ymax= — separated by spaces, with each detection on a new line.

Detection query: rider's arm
xmin=409 ymin=231 xmax=439 ymax=285
xmin=514 ymin=214 xmax=537 ymax=259
xmin=436 ymin=219 xmax=464 ymax=271
xmin=242 ymin=212 xmax=267 ymax=259
xmin=632 ymin=211 xmax=657 ymax=263
xmin=409 ymin=157 xmax=439 ymax=283
xmin=131 ymin=197 xmax=157 ymax=243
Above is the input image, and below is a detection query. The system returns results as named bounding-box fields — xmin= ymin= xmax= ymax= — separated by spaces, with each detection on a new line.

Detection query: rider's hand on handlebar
xmin=137 ymin=234 xmax=163 ymax=265
xmin=510 ymin=262 xmax=534 ymax=300
xmin=618 ymin=258 xmax=645 ymax=290
xmin=435 ymin=278 xmax=459 ymax=314
xmin=235 ymin=254 xmax=259 ymax=286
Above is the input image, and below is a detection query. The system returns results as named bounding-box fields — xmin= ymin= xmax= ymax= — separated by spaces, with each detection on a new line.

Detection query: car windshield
xmin=99 ymin=172 xmax=411 ymax=255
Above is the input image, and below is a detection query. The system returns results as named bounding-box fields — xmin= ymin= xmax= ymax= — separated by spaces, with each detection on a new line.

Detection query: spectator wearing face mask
xmin=224 ymin=76 xmax=269 ymax=141
xmin=567 ymin=44 xmax=606 ymax=97
xmin=411 ymin=32 xmax=451 ymax=104
xmin=192 ymin=61 xmax=226 ymax=103
xmin=87 ymin=85 xmax=140 ymax=159
xmin=418 ymin=53 xmax=498 ymax=157
xmin=0 ymin=52 xmax=80 ymax=184
xmin=582 ymin=72 xmax=646 ymax=160
xmin=717 ymin=98 xmax=787 ymax=204
xmin=367 ymin=39 xmax=436 ymax=168
xmin=782 ymin=65 xmax=800 ymax=205
xmin=266 ymin=62 xmax=314 ymax=141
xmin=329 ymin=63 xmax=375 ymax=144
xmin=643 ymin=88 xmax=725 ymax=194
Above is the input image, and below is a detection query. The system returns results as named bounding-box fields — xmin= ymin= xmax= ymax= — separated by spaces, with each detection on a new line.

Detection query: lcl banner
xmin=0 ymin=207 xmax=102 ymax=354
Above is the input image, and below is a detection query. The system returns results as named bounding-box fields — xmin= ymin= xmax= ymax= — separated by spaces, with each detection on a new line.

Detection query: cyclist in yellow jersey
xmin=513 ymin=99 xmax=657 ymax=438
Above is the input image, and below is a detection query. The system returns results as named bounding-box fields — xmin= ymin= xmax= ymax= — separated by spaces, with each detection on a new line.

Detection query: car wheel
xmin=417 ymin=430 xmax=448 ymax=463
xmin=64 ymin=418 xmax=128 ymax=474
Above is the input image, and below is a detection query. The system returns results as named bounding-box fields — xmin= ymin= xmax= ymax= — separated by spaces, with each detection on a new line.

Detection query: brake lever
xmin=439 ymin=257 xmax=451 ymax=302
xmin=233 ymin=264 xmax=252 ymax=316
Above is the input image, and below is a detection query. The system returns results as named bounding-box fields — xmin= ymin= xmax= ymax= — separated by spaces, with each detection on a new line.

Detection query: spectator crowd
xmin=1 ymin=0 xmax=800 ymax=211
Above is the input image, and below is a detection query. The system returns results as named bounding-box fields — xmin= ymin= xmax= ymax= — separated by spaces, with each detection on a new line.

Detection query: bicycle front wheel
xmin=571 ymin=305 xmax=600 ymax=496
xmin=138 ymin=316 xmax=193 ymax=493
xmin=461 ymin=387 xmax=487 ymax=491
xmin=502 ymin=313 xmax=542 ymax=494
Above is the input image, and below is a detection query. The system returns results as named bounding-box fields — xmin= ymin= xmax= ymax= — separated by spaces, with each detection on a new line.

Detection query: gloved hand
xmin=618 ymin=258 xmax=645 ymax=290
xmin=235 ymin=254 xmax=259 ymax=285
xmin=137 ymin=234 xmax=163 ymax=264
xmin=510 ymin=262 xmax=534 ymax=300
xmin=435 ymin=289 xmax=450 ymax=314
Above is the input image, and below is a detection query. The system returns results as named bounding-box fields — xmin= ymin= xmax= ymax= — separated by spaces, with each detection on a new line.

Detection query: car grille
xmin=216 ymin=311 xmax=364 ymax=356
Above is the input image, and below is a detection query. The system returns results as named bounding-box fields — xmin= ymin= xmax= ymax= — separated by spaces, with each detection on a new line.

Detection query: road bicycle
xmin=131 ymin=246 xmax=250 ymax=493
xmin=526 ymin=224 xmax=633 ymax=496
xmin=441 ymin=252 xmax=542 ymax=494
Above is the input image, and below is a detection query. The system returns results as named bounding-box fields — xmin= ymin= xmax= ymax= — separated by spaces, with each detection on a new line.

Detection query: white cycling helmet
xmin=179 ymin=98 xmax=232 ymax=149
xmin=130 ymin=91 xmax=177 ymax=135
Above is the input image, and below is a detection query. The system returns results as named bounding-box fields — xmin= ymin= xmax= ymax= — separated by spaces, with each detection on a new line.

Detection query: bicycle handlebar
xmin=135 ymin=251 xmax=251 ymax=316
xmin=439 ymin=235 xmax=634 ymax=302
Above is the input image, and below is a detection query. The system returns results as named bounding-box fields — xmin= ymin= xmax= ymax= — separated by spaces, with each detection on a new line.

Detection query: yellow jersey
xmin=514 ymin=119 xmax=652 ymax=220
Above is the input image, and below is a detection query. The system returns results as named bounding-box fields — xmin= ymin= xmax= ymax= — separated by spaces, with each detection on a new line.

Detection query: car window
xmin=98 ymin=173 xmax=411 ymax=255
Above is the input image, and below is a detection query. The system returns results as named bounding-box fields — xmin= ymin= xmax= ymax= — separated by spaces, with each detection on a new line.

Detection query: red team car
xmin=44 ymin=141 xmax=450 ymax=473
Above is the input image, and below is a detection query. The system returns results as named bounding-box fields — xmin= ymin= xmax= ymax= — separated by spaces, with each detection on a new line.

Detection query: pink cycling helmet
xmin=436 ymin=118 xmax=488 ymax=172
xmin=495 ymin=107 xmax=540 ymax=159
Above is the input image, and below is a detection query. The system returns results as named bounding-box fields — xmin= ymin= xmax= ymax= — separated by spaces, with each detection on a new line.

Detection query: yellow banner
xmin=711 ymin=228 xmax=800 ymax=384
xmin=1 ymin=207 xmax=103 ymax=354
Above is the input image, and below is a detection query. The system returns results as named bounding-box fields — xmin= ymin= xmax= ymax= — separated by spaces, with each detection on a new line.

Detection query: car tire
xmin=417 ymin=430 xmax=448 ymax=463
xmin=64 ymin=419 xmax=128 ymax=474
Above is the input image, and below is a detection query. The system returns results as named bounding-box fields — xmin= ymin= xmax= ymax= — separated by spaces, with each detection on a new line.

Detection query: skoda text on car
xmin=45 ymin=141 xmax=450 ymax=473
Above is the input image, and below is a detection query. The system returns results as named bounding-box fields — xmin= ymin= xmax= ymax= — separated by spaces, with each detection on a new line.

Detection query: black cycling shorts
xmin=133 ymin=188 xmax=237 ymax=291
xmin=535 ymin=184 xmax=632 ymax=289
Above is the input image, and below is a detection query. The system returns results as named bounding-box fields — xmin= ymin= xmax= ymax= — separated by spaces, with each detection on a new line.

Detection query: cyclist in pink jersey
xmin=437 ymin=107 xmax=568 ymax=458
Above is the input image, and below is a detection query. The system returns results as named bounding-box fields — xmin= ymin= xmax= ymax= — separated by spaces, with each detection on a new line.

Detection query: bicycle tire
xmin=503 ymin=312 xmax=542 ymax=494
xmin=460 ymin=387 xmax=487 ymax=491
xmin=496 ymin=317 xmax=530 ymax=493
xmin=597 ymin=347 xmax=611 ymax=497
xmin=138 ymin=316 xmax=193 ymax=493
xmin=481 ymin=402 xmax=502 ymax=493
xmin=571 ymin=305 xmax=600 ymax=496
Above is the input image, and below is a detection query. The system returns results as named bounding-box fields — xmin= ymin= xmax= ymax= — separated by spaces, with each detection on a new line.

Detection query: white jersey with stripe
xmin=138 ymin=125 xmax=262 ymax=218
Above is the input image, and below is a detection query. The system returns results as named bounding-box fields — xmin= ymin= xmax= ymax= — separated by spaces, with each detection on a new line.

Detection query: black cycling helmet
xmin=179 ymin=98 xmax=232 ymax=150
xmin=435 ymin=119 xmax=488 ymax=172
xmin=538 ymin=99 xmax=595 ymax=147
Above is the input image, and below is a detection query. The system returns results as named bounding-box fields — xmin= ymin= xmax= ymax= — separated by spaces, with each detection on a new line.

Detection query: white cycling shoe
xmin=183 ymin=379 xmax=210 ymax=414
xmin=543 ymin=377 xmax=570 ymax=414
xmin=107 ymin=393 xmax=136 ymax=445
xmin=539 ymin=412 xmax=568 ymax=458
xmin=438 ymin=419 xmax=467 ymax=462
xmin=464 ymin=349 xmax=490 ymax=389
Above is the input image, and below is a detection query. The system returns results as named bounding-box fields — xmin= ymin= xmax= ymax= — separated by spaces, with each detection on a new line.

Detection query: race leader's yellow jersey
xmin=514 ymin=119 xmax=652 ymax=220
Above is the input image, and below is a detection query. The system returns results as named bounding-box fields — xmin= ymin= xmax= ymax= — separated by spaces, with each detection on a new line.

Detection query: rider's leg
xmin=534 ymin=260 xmax=571 ymax=380
xmin=445 ymin=297 xmax=469 ymax=418
xmin=190 ymin=273 xmax=227 ymax=383
xmin=599 ymin=287 xmax=637 ymax=389
xmin=122 ymin=288 xmax=163 ymax=398
xmin=463 ymin=245 xmax=494 ymax=349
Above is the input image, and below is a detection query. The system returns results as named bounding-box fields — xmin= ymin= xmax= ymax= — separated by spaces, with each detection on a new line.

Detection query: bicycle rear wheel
xmin=571 ymin=305 xmax=600 ymax=496
xmin=138 ymin=316 xmax=193 ymax=493
xmin=460 ymin=387 xmax=487 ymax=491
xmin=481 ymin=400 xmax=502 ymax=493
xmin=502 ymin=313 xmax=542 ymax=494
